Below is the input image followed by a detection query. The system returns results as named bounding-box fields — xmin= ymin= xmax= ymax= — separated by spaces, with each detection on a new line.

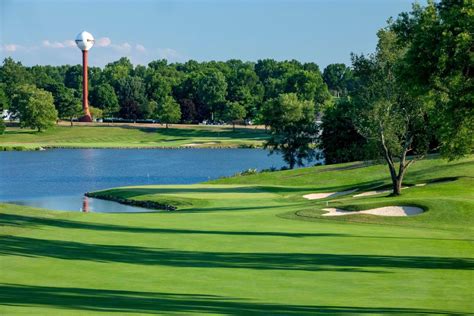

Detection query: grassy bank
xmin=0 ymin=123 xmax=268 ymax=149
xmin=0 ymin=156 xmax=473 ymax=314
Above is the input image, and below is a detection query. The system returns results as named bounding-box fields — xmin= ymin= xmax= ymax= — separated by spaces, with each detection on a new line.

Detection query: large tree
xmin=54 ymin=85 xmax=82 ymax=125
xmin=262 ymin=93 xmax=318 ymax=169
xmin=320 ymin=98 xmax=376 ymax=164
xmin=391 ymin=0 xmax=474 ymax=159
xmin=195 ymin=69 xmax=227 ymax=121
xmin=351 ymin=29 xmax=432 ymax=195
xmin=220 ymin=101 xmax=246 ymax=131
xmin=225 ymin=61 xmax=264 ymax=119
xmin=0 ymin=58 xmax=32 ymax=105
xmin=11 ymin=85 xmax=58 ymax=132
xmin=116 ymin=76 xmax=147 ymax=120
xmin=103 ymin=57 xmax=134 ymax=89
xmin=322 ymin=63 xmax=354 ymax=97
xmin=90 ymin=83 xmax=119 ymax=117
xmin=156 ymin=96 xmax=181 ymax=128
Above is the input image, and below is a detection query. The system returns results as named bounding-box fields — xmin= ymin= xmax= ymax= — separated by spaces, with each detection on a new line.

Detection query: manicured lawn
xmin=0 ymin=156 xmax=473 ymax=314
xmin=0 ymin=123 xmax=268 ymax=149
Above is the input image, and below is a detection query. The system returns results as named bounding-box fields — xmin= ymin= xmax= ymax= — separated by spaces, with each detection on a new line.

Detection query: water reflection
xmin=81 ymin=197 xmax=89 ymax=213
xmin=7 ymin=196 xmax=155 ymax=213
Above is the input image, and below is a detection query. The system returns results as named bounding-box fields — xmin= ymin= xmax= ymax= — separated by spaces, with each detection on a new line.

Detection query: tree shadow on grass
xmin=2 ymin=213 xmax=472 ymax=241
xmin=0 ymin=284 xmax=464 ymax=315
xmin=0 ymin=213 xmax=339 ymax=238
xmin=1 ymin=236 xmax=472 ymax=272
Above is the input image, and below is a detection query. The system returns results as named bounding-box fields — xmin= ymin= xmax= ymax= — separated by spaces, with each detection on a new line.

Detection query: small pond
xmin=0 ymin=148 xmax=292 ymax=212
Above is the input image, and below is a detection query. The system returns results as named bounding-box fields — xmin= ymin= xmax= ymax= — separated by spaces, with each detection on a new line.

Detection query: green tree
xmin=262 ymin=93 xmax=318 ymax=169
xmin=116 ymin=76 xmax=147 ymax=120
xmin=64 ymin=65 xmax=83 ymax=91
xmin=226 ymin=61 xmax=264 ymax=119
xmin=320 ymin=98 xmax=376 ymax=164
xmin=0 ymin=83 xmax=8 ymax=111
xmin=0 ymin=58 xmax=32 ymax=105
xmin=322 ymin=63 xmax=354 ymax=97
xmin=285 ymin=70 xmax=331 ymax=106
xmin=89 ymin=106 xmax=103 ymax=121
xmin=90 ymin=83 xmax=119 ymax=117
xmin=56 ymin=86 xmax=82 ymax=126
xmin=351 ymin=29 xmax=432 ymax=195
xmin=156 ymin=96 xmax=181 ymax=128
xmin=195 ymin=69 xmax=227 ymax=121
xmin=103 ymin=57 xmax=134 ymax=88
xmin=392 ymin=0 xmax=474 ymax=159
xmin=11 ymin=85 xmax=58 ymax=132
xmin=221 ymin=101 xmax=247 ymax=131
xmin=43 ymin=82 xmax=81 ymax=125
xmin=0 ymin=116 xmax=5 ymax=135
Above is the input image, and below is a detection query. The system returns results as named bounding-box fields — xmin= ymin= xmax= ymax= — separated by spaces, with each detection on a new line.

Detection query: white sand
xmin=303 ymin=189 xmax=358 ymax=200
xmin=353 ymin=187 xmax=408 ymax=197
xmin=321 ymin=206 xmax=423 ymax=217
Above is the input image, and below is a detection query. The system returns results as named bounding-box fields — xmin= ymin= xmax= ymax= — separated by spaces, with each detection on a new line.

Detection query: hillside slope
xmin=1 ymin=156 xmax=473 ymax=314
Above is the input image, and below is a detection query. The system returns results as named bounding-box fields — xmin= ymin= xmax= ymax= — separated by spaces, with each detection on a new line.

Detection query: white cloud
xmin=42 ymin=40 xmax=76 ymax=49
xmin=42 ymin=40 xmax=64 ymax=48
xmin=157 ymin=48 xmax=184 ymax=61
xmin=3 ymin=44 xmax=19 ymax=52
xmin=96 ymin=37 xmax=111 ymax=47
xmin=135 ymin=44 xmax=146 ymax=53
xmin=64 ymin=40 xmax=76 ymax=48
xmin=111 ymin=42 xmax=132 ymax=53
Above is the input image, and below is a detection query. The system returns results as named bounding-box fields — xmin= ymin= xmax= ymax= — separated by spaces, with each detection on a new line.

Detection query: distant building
xmin=2 ymin=110 xmax=12 ymax=120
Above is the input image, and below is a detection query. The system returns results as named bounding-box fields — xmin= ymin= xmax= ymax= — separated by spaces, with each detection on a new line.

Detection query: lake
xmin=0 ymin=148 xmax=288 ymax=213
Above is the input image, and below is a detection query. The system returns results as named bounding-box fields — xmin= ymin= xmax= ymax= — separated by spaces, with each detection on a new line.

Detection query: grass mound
xmin=1 ymin=155 xmax=473 ymax=314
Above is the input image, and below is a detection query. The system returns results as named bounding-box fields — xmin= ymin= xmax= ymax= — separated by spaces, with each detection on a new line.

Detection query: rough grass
xmin=0 ymin=156 xmax=473 ymax=314
xmin=0 ymin=124 xmax=268 ymax=149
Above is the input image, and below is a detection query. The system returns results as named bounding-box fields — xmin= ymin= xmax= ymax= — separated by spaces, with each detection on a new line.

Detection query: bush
xmin=0 ymin=118 xmax=5 ymax=135
xmin=0 ymin=145 xmax=27 ymax=151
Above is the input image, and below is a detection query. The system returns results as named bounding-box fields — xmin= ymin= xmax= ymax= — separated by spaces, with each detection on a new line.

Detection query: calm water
xmin=0 ymin=148 xmax=286 ymax=212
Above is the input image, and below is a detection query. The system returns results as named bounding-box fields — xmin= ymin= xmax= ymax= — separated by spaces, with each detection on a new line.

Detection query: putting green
xmin=0 ymin=155 xmax=473 ymax=314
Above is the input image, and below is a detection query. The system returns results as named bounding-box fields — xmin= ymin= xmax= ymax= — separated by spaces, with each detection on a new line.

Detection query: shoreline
xmin=0 ymin=144 xmax=263 ymax=151
xmin=84 ymin=192 xmax=177 ymax=211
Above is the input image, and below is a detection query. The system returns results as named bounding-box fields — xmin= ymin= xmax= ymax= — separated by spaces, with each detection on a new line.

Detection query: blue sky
xmin=0 ymin=0 xmax=420 ymax=68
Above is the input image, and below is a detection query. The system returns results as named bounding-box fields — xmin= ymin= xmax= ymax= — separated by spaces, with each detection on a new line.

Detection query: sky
xmin=0 ymin=0 xmax=422 ymax=69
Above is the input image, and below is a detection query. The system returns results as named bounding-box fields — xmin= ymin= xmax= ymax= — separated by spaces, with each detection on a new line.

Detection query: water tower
xmin=75 ymin=31 xmax=94 ymax=122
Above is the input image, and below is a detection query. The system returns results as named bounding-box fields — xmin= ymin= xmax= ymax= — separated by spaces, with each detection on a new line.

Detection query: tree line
xmin=0 ymin=0 xmax=472 ymax=196
xmin=0 ymin=56 xmax=336 ymax=127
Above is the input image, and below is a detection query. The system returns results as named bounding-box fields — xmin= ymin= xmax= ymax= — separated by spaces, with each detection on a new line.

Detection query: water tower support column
xmin=81 ymin=50 xmax=92 ymax=122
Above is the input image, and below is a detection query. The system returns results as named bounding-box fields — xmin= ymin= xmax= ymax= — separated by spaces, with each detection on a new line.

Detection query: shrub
xmin=0 ymin=118 xmax=5 ymax=135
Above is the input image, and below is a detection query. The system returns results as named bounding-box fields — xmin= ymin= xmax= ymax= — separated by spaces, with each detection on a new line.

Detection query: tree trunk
xmin=392 ymin=177 xmax=402 ymax=196
xmin=289 ymin=157 xmax=295 ymax=169
xmin=70 ymin=117 xmax=74 ymax=127
xmin=166 ymin=123 xmax=169 ymax=129
xmin=232 ymin=122 xmax=235 ymax=131
xmin=380 ymin=127 xmax=415 ymax=196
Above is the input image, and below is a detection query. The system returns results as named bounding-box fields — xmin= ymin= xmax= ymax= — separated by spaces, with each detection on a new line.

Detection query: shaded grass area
xmin=1 ymin=156 xmax=473 ymax=314
xmin=2 ymin=235 xmax=473 ymax=272
xmin=1 ymin=284 xmax=464 ymax=315
xmin=0 ymin=125 xmax=268 ymax=149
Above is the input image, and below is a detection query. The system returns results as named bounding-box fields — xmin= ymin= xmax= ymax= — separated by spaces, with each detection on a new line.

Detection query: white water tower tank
xmin=75 ymin=31 xmax=95 ymax=51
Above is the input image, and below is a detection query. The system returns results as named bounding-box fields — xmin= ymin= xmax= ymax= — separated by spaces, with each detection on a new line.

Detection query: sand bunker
xmin=303 ymin=189 xmax=358 ymax=200
xmin=322 ymin=206 xmax=423 ymax=217
xmin=353 ymin=187 xmax=408 ymax=197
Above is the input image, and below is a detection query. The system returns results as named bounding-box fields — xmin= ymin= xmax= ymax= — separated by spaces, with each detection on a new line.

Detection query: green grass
xmin=0 ymin=156 xmax=473 ymax=314
xmin=0 ymin=124 xmax=268 ymax=149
